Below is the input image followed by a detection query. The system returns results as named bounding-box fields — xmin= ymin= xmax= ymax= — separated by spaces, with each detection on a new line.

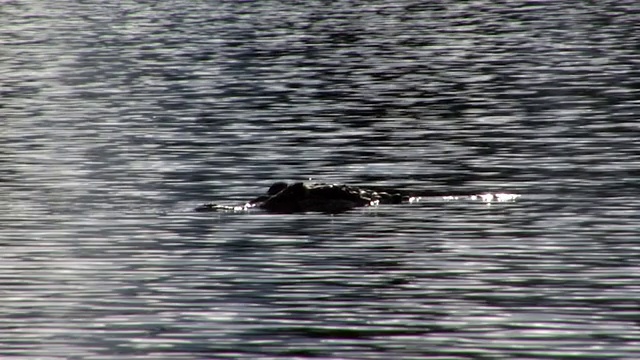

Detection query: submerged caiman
xmin=195 ymin=181 xmax=519 ymax=214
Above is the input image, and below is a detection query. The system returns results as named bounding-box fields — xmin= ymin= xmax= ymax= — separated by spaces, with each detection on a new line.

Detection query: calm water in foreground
xmin=2 ymin=1 xmax=639 ymax=359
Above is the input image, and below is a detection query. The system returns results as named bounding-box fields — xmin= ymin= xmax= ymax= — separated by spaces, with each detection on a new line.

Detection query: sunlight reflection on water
xmin=1 ymin=0 xmax=639 ymax=359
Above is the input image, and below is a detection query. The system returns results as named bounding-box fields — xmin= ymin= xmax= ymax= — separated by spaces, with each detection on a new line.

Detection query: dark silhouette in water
xmin=194 ymin=181 xmax=507 ymax=214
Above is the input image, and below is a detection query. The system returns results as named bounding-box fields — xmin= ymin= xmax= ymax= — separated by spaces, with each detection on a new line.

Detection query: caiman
xmin=194 ymin=181 xmax=519 ymax=214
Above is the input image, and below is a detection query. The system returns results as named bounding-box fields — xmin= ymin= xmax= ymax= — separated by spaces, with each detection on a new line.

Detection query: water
xmin=2 ymin=1 xmax=639 ymax=359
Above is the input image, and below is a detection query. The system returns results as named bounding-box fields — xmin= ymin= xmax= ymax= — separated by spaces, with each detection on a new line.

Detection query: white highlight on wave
xmin=443 ymin=193 xmax=521 ymax=203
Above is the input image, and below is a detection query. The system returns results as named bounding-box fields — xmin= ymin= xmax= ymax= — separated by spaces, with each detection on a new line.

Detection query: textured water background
xmin=2 ymin=1 xmax=640 ymax=359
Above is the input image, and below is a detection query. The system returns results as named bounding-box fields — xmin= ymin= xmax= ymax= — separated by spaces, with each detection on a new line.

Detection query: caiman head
xmin=260 ymin=182 xmax=308 ymax=213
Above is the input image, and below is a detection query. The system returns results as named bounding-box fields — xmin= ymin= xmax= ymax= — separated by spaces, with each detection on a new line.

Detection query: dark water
xmin=2 ymin=1 xmax=640 ymax=359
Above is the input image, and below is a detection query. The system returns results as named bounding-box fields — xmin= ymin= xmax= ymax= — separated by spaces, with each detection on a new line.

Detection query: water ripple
xmin=2 ymin=0 xmax=639 ymax=359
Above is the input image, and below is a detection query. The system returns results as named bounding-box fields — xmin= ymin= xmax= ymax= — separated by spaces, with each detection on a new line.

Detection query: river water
xmin=2 ymin=1 xmax=639 ymax=359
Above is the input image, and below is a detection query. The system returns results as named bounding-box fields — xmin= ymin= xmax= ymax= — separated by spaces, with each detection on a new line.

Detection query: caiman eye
xmin=267 ymin=181 xmax=289 ymax=195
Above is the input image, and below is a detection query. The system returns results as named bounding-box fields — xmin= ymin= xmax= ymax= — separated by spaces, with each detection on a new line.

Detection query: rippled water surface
xmin=2 ymin=1 xmax=640 ymax=359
